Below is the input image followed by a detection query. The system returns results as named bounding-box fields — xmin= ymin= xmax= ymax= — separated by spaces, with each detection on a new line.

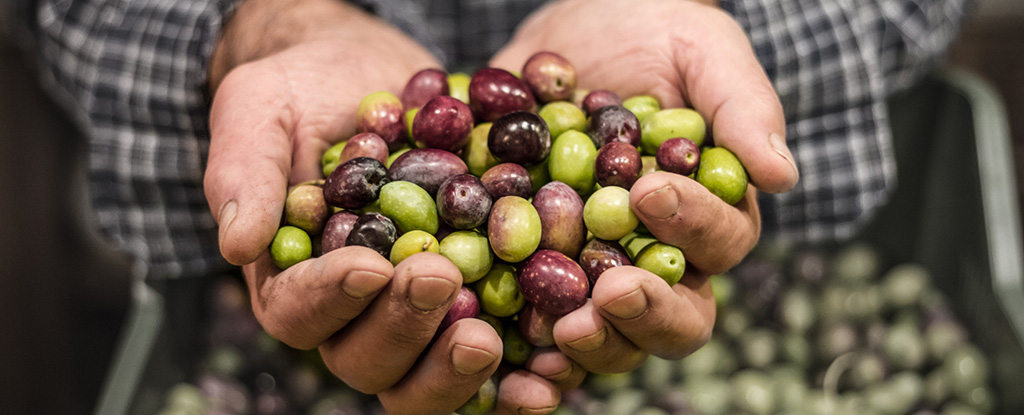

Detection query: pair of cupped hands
xmin=203 ymin=0 xmax=798 ymax=413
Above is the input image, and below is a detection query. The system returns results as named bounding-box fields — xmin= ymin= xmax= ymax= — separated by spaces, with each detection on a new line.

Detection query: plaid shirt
xmin=26 ymin=0 xmax=971 ymax=279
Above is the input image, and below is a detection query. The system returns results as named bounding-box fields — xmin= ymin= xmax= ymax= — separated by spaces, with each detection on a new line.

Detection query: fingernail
xmin=217 ymin=200 xmax=237 ymax=251
xmin=542 ymin=365 xmax=573 ymax=382
xmin=341 ymin=270 xmax=390 ymax=299
xmin=602 ymin=287 xmax=648 ymax=320
xmin=565 ymin=326 xmax=607 ymax=353
xmin=635 ymin=185 xmax=678 ymax=219
xmin=451 ymin=344 xmax=497 ymax=375
xmin=519 ymin=408 xmax=559 ymax=415
xmin=519 ymin=407 xmax=559 ymax=415
xmin=407 ymin=277 xmax=457 ymax=311
xmin=770 ymin=132 xmax=799 ymax=180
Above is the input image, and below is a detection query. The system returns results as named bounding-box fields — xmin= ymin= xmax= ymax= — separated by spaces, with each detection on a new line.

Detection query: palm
xmin=211 ymin=38 xmax=440 ymax=185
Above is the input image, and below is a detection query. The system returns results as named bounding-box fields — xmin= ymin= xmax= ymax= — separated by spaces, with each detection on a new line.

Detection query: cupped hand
xmin=491 ymin=0 xmax=799 ymax=374
xmin=203 ymin=0 xmax=563 ymax=413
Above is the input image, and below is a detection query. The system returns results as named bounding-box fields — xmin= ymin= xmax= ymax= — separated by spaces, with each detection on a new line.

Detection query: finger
xmin=630 ymin=171 xmax=760 ymax=274
xmin=377 ymin=318 xmax=502 ymax=415
xmin=494 ymin=370 xmax=561 ymax=415
xmin=551 ymin=300 xmax=648 ymax=374
xmin=205 ymin=65 xmax=294 ymax=266
xmin=241 ymin=245 xmax=393 ymax=349
xmin=590 ymin=265 xmax=715 ymax=361
xmin=525 ymin=347 xmax=587 ymax=391
xmin=317 ymin=252 xmax=461 ymax=394
xmin=671 ymin=7 xmax=798 ymax=193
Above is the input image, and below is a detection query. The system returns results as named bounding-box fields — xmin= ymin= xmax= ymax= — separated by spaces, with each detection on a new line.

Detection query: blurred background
xmin=1 ymin=1 xmax=1022 ymax=414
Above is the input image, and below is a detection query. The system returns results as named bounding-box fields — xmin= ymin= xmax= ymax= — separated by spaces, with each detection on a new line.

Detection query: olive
xmin=271 ymin=226 xmax=312 ymax=270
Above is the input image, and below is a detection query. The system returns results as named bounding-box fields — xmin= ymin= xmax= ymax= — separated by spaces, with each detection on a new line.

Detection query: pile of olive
xmin=261 ymin=51 xmax=751 ymax=413
xmin=272 ymin=49 xmax=745 ymax=341
xmin=551 ymin=242 xmax=996 ymax=415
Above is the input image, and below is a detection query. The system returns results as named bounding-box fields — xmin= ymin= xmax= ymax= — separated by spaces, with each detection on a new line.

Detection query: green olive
xmin=473 ymin=263 xmax=526 ymax=317
xmin=622 ymin=95 xmax=661 ymax=124
xmin=695 ymin=146 xmax=748 ymax=205
xmin=404 ymin=107 xmax=419 ymax=143
xmin=379 ymin=181 xmax=439 ymax=234
xmin=547 ymin=130 xmax=598 ymax=195
xmin=321 ymin=140 xmax=347 ymax=177
xmin=389 ymin=230 xmax=439 ymax=265
xmin=463 ymin=122 xmax=499 ymax=176
xmin=447 ymin=72 xmax=472 ymax=104
xmin=440 ymin=230 xmax=494 ymax=283
xmin=502 ymin=319 xmax=534 ymax=366
xmin=386 ymin=146 xmax=411 ymax=168
xmin=633 ymin=242 xmax=685 ymax=286
xmin=584 ymin=186 xmax=638 ymax=241
xmin=488 ymin=196 xmax=543 ymax=263
xmin=526 ymin=158 xmax=551 ymax=194
xmin=270 ymin=226 xmax=312 ymax=270
xmin=640 ymin=108 xmax=706 ymax=155
xmin=538 ymin=101 xmax=587 ymax=139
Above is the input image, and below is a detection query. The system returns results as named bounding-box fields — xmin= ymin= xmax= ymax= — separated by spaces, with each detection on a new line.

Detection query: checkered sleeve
xmin=32 ymin=0 xmax=240 ymax=279
xmin=721 ymin=0 xmax=973 ymax=243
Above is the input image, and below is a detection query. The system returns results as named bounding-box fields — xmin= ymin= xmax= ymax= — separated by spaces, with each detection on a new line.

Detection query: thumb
xmin=204 ymin=67 xmax=295 ymax=266
xmin=670 ymin=8 xmax=798 ymax=194
xmin=630 ymin=172 xmax=760 ymax=274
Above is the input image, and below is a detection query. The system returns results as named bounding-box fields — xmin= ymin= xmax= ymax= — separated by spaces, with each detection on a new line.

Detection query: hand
xmin=203 ymin=1 xmax=566 ymax=413
xmin=491 ymin=0 xmax=799 ymax=373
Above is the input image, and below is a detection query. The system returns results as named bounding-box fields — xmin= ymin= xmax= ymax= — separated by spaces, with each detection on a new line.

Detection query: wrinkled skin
xmin=204 ymin=0 xmax=799 ymax=414
xmin=489 ymin=0 xmax=799 ymax=385
xmin=203 ymin=1 xmax=574 ymax=414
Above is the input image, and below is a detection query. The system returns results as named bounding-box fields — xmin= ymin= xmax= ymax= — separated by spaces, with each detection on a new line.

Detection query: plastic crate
xmin=858 ymin=68 xmax=1024 ymax=414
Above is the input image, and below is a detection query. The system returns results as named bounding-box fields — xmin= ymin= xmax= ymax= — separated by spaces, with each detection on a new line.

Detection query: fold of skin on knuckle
xmin=250 ymin=263 xmax=323 ymax=350
xmin=638 ymin=180 xmax=757 ymax=275
xmin=319 ymin=288 xmax=452 ymax=393
xmin=653 ymin=278 xmax=715 ymax=360
xmin=563 ymin=328 xmax=648 ymax=374
xmin=319 ymin=335 xmax=403 ymax=395
xmin=525 ymin=347 xmax=587 ymax=390
xmin=592 ymin=267 xmax=713 ymax=362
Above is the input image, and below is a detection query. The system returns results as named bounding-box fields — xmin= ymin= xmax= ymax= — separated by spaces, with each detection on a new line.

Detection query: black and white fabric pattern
xmin=25 ymin=0 xmax=972 ymax=279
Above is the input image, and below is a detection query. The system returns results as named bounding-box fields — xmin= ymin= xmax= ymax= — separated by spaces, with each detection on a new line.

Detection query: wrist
xmin=208 ymin=0 xmax=367 ymax=93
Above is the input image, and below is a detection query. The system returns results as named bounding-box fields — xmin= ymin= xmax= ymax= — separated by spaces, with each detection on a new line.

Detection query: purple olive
xmin=323 ymin=157 xmax=389 ymax=210
xmin=655 ymin=137 xmax=701 ymax=176
xmin=345 ymin=212 xmax=397 ymax=258
xmin=401 ymin=68 xmax=450 ymax=109
xmin=356 ymin=91 xmax=407 ymax=152
xmin=587 ymin=105 xmax=641 ymax=148
xmin=487 ymin=111 xmax=551 ymax=166
xmin=594 ymin=141 xmax=642 ymax=189
xmin=321 ymin=210 xmax=359 ymax=255
xmin=469 ymin=67 xmax=537 ymax=122
xmin=413 ymin=95 xmax=475 ymax=152
xmin=480 ymin=162 xmax=533 ymax=201
xmin=339 ymin=132 xmax=390 ymax=166
xmin=522 ymin=51 xmax=576 ymax=103
xmin=578 ymin=238 xmax=632 ymax=289
xmin=436 ymin=174 xmax=492 ymax=230
xmin=532 ymin=181 xmax=586 ymax=259
xmin=518 ymin=303 xmax=557 ymax=347
xmin=439 ymin=287 xmax=480 ymax=333
xmin=517 ymin=249 xmax=589 ymax=317
xmin=387 ymin=148 xmax=469 ymax=196
xmin=581 ymin=89 xmax=622 ymax=115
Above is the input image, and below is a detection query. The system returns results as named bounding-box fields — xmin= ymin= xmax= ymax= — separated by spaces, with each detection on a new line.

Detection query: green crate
xmin=859 ymin=68 xmax=1024 ymax=414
